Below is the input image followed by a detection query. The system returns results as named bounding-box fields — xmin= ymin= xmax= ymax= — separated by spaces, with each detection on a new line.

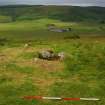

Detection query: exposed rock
xmin=38 ymin=50 xmax=66 ymax=61
xmin=34 ymin=58 xmax=39 ymax=62
xmin=58 ymin=52 xmax=65 ymax=61
xmin=38 ymin=50 xmax=55 ymax=60
xmin=46 ymin=24 xmax=72 ymax=33
xmin=24 ymin=43 xmax=29 ymax=48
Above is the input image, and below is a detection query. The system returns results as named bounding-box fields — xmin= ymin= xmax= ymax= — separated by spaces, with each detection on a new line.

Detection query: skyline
xmin=0 ymin=0 xmax=105 ymax=7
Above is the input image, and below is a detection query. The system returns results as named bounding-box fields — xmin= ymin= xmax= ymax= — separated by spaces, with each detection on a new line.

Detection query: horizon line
xmin=0 ymin=4 xmax=105 ymax=7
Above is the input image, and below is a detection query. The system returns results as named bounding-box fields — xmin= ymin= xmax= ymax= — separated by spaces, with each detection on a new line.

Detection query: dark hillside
xmin=0 ymin=5 xmax=105 ymax=22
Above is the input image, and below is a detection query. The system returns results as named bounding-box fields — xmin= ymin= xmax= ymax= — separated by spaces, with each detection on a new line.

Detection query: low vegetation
xmin=0 ymin=5 xmax=105 ymax=105
xmin=0 ymin=39 xmax=105 ymax=105
xmin=0 ymin=5 xmax=105 ymax=22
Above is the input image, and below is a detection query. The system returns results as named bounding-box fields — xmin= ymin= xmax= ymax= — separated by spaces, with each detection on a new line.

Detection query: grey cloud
xmin=0 ymin=0 xmax=105 ymax=7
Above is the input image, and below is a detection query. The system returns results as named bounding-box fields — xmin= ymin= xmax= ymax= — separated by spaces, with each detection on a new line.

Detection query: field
xmin=0 ymin=5 xmax=105 ymax=105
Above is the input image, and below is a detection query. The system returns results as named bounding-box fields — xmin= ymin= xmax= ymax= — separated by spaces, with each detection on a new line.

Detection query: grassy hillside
xmin=0 ymin=39 xmax=105 ymax=105
xmin=0 ymin=5 xmax=105 ymax=22
xmin=0 ymin=5 xmax=105 ymax=105
xmin=0 ymin=18 xmax=105 ymax=43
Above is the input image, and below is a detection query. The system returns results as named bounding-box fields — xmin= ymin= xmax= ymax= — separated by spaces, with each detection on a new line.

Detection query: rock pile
xmin=38 ymin=50 xmax=65 ymax=61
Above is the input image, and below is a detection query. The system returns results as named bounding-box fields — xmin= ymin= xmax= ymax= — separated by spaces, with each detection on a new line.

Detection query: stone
xmin=58 ymin=52 xmax=65 ymax=60
xmin=34 ymin=58 xmax=39 ymax=62
xmin=38 ymin=50 xmax=66 ymax=61
xmin=24 ymin=43 xmax=29 ymax=48
xmin=38 ymin=50 xmax=54 ymax=60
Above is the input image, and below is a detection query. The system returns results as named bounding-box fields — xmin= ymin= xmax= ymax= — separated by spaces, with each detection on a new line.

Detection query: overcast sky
xmin=0 ymin=0 xmax=105 ymax=7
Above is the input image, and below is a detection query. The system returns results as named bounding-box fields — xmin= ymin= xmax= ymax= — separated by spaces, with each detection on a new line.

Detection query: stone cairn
xmin=38 ymin=50 xmax=65 ymax=61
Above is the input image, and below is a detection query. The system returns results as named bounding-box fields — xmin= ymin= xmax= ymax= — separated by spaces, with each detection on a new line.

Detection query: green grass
xmin=0 ymin=9 xmax=105 ymax=105
xmin=0 ymin=40 xmax=105 ymax=105
xmin=0 ymin=5 xmax=105 ymax=22
xmin=0 ymin=18 xmax=105 ymax=41
xmin=0 ymin=16 xmax=12 ymax=23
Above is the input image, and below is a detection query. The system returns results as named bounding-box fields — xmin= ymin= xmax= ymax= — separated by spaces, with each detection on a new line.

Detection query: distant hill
xmin=0 ymin=5 xmax=105 ymax=23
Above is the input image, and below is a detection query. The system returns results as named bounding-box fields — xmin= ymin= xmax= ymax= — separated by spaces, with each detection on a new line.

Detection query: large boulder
xmin=38 ymin=50 xmax=55 ymax=60
xmin=38 ymin=50 xmax=66 ymax=61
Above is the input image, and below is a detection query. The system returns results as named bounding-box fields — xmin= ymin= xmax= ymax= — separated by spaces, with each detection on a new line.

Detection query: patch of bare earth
xmin=0 ymin=47 xmax=24 ymax=64
xmin=32 ymin=78 xmax=66 ymax=94
xmin=16 ymin=58 xmax=64 ymax=72
xmin=0 ymin=70 xmax=27 ymax=86
xmin=34 ymin=59 xmax=64 ymax=72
